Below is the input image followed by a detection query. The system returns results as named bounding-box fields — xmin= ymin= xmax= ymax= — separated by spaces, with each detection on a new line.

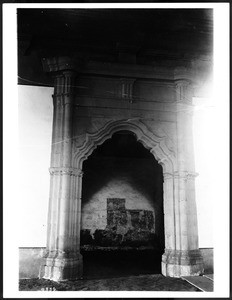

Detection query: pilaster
xmin=40 ymin=71 xmax=83 ymax=281
xmin=161 ymin=79 xmax=204 ymax=277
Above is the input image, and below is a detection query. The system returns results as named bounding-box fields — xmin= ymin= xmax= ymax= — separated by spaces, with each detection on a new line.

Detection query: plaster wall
xmin=18 ymin=85 xmax=53 ymax=247
xmin=19 ymin=248 xmax=45 ymax=279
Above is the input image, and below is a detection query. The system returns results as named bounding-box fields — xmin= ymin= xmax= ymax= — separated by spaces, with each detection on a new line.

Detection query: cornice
xmin=42 ymin=56 xmax=196 ymax=82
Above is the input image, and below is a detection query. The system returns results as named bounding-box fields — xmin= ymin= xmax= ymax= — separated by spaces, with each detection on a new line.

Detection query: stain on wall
xmin=81 ymin=198 xmax=160 ymax=248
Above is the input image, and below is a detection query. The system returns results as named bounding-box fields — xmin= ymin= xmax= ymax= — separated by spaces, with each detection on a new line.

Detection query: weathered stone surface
xmin=107 ymin=198 xmax=126 ymax=211
xmin=80 ymin=198 xmax=161 ymax=249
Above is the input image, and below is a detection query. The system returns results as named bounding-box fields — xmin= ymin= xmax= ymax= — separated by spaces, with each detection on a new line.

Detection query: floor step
xmin=203 ymin=274 xmax=214 ymax=281
xmin=181 ymin=275 xmax=213 ymax=292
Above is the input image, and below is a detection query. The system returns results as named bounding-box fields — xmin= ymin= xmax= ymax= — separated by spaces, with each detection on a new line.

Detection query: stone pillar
xmin=162 ymin=79 xmax=204 ymax=277
xmin=40 ymin=71 xmax=83 ymax=281
xmin=162 ymin=173 xmax=176 ymax=252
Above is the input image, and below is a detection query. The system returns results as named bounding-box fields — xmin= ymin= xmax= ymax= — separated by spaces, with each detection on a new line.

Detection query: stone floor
xmin=19 ymin=274 xmax=200 ymax=291
xmin=19 ymin=250 xmax=212 ymax=291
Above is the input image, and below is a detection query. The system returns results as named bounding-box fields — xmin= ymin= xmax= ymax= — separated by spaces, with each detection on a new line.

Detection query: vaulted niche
xmin=81 ymin=130 xmax=164 ymax=278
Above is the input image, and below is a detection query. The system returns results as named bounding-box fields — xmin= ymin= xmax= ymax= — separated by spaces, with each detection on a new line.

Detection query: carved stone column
xmin=162 ymin=173 xmax=176 ymax=252
xmin=40 ymin=71 xmax=83 ymax=281
xmin=162 ymin=79 xmax=204 ymax=277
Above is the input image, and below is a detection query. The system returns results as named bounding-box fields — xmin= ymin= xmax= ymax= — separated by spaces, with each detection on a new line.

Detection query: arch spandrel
xmin=72 ymin=119 xmax=177 ymax=173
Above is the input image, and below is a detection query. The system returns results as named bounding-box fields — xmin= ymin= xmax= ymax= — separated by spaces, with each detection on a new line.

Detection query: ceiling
xmin=17 ymin=8 xmax=213 ymax=90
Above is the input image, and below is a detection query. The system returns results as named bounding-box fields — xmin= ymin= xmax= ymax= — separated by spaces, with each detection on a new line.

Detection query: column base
xmin=161 ymin=249 xmax=204 ymax=277
xmin=39 ymin=252 xmax=83 ymax=282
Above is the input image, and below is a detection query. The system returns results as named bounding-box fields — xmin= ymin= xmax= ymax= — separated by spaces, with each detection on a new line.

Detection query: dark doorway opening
xmin=80 ymin=131 xmax=164 ymax=279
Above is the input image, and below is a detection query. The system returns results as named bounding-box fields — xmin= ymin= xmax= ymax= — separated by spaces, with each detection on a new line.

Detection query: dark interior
xmin=81 ymin=131 xmax=164 ymax=279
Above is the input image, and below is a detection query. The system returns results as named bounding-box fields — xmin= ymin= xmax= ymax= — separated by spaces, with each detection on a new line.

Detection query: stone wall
xmin=72 ymin=75 xmax=177 ymax=155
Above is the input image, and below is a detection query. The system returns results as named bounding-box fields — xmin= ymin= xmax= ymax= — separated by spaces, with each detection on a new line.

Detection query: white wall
xmin=192 ymin=97 xmax=215 ymax=248
xmin=18 ymin=85 xmax=53 ymax=246
xmin=17 ymin=85 xmax=215 ymax=248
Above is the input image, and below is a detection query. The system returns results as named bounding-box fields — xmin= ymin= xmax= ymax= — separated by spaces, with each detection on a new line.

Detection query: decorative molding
xmin=73 ymin=119 xmax=177 ymax=173
xmin=175 ymin=171 xmax=198 ymax=179
xmin=163 ymin=171 xmax=198 ymax=181
xmin=49 ymin=167 xmax=82 ymax=177
xmin=175 ymin=79 xmax=193 ymax=104
xmin=163 ymin=172 xmax=174 ymax=180
xmin=119 ymin=78 xmax=136 ymax=102
xmin=162 ymin=249 xmax=204 ymax=265
xmin=174 ymin=171 xmax=198 ymax=180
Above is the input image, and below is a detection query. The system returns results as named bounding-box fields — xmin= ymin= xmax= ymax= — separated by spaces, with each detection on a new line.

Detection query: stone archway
xmin=73 ymin=119 xmax=175 ymax=173
xmin=79 ymin=129 xmax=166 ymax=277
xmin=40 ymin=70 xmax=204 ymax=282
xmin=73 ymin=119 xmax=203 ymax=277
xmin=40 ymin=117 xmax=204 ymax=281
xmin=41 ymin=115 xmax=203 ymax=281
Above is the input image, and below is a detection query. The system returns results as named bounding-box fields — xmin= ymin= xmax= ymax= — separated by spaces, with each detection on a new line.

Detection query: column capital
xmin=49 ymin=167 xmax=83 ymax=177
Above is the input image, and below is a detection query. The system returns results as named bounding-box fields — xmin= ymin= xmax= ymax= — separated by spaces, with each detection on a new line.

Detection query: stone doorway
xmin=41 ymin=118 xmax=204 ymax=281
xmin=80 ymin=131 xmax=164 ymax=278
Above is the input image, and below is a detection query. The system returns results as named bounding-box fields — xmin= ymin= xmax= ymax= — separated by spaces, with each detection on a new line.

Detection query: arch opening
xmin=80 ymin=130 xmax=165 ymax=279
